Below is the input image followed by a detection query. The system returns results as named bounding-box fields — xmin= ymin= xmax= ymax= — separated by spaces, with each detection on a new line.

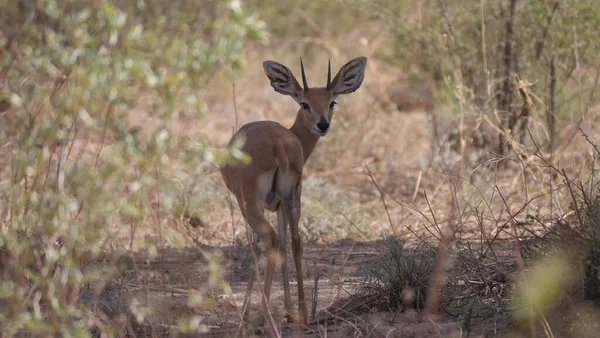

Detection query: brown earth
xmin=100 ymin=239 xmax=491 ymax=337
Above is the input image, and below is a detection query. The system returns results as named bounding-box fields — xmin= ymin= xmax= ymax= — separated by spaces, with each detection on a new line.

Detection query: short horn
xmin=326 ymin=59 xmax=331 ymax=89
xmin=301 ymin=58 xmax=309 ymax=91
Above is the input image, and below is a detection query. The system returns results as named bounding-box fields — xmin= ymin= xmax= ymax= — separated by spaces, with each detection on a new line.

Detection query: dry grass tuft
xmin=441 ymin=247 xmax=514 ymax=328
xmin=312 ymin=237 xmax=436 ymax=326
xmin=358 ymin=237 xmax=437 ymax=312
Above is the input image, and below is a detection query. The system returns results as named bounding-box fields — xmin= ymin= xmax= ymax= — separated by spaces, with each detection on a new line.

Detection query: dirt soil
xmin=100 ymin=235 xmax=600 ymax=338
xmin=101 ymin=238 xmax=513 ymax=338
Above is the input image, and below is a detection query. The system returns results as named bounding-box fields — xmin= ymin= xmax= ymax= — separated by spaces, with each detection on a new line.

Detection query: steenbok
xmin=221 ymin=57 xmax=367 ymax=327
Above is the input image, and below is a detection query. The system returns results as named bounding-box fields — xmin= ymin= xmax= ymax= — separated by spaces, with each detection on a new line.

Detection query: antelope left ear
xmin=329 ymin=57 xmax=367 ymax=96
xmin=263 ymin=61 xmax=303 ymax=100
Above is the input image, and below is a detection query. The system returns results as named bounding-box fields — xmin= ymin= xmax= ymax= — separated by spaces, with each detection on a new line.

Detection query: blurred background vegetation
xmin=1 ymin=0 xmax=599 ymax=336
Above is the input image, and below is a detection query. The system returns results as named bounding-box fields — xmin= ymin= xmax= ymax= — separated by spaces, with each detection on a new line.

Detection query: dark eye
xmin=329 ymin=101 xmax=337 ymax=110
xmin=300 ymin=102 xmax=310 ymax=111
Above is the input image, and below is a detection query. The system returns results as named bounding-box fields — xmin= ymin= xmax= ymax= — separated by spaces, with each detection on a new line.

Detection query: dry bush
xmin=441 ymin=249 xmax=513 ymax=329
xmin=314 ymin=237 xmax=437 ymax=326
xmin=358 ymin=237 xmax=437 ymax=312
xmin=582 ymin=198 xmax=600 ymax=305
xmin=518 ymin=166 xmax=600 ymax=306
xmin=371 ymin=0 xmax=600 ymax=155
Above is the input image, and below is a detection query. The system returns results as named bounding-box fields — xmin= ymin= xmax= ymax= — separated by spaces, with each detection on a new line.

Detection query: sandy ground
xmin=107 ymin=239 xmax=476 ymax=337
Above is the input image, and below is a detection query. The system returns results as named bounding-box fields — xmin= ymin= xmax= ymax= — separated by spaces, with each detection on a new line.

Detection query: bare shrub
xmin=359 ymin=237 xmax=437 ymax=312
xmin=319 ymin=237 xmax=437 ymax=321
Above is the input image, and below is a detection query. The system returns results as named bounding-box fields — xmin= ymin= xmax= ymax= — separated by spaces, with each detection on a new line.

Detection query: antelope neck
xmin=289 ymin=111 xmax=320 ymax=162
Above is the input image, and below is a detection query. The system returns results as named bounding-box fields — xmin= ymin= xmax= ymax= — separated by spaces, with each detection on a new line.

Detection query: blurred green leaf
xmin=513 ymin=253 xmax=578 ymax=323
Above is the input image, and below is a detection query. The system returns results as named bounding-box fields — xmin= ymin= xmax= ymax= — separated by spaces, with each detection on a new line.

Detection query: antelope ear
xmin=330 ymin=57 xmax=367 ymax=96
xmin=263 ymin=61 xmax=302 ymax=101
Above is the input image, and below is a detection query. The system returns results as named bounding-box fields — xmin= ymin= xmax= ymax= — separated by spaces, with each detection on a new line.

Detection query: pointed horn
xmin=301 ymin=58 xmax=309 ymax=91
xmin=327 ymin=59 xmax=331 ymax=89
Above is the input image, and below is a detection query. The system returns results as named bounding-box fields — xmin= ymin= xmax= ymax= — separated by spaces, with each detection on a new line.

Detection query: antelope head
xmin=263 ymin=57 xmax=368 ymax=137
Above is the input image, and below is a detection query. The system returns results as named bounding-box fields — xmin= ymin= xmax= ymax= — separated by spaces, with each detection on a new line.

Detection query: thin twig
xmin=364 ymin=162 xmax=396 ymax=236
xmin=424 ymin=190 xmax=443 ymax=238
xmin=232 ymin=64 xmax=239 ymax=134
xmin=311 ymin=260 xmax=320 ymax=321
xmin=534 ymin=1 xmax=560 ymax=59
xmin=94 ymin=103 xmax=113 ymax=167
xmin=340 ymin=213 xmax=371 ymax=241
xmin=579 ymin=127 xmax=600 ymax=157
xmin=562 ymin=169 xmax=584 ymax=228
xmin=495 ymin=184 xmax=534 ymax=336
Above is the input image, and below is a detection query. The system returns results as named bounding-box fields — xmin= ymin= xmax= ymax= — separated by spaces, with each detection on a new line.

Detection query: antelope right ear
xmin=329 ymin=57 xmax=367 ymax=97
xmin=263 ymin=61 xmax=303 ymax=100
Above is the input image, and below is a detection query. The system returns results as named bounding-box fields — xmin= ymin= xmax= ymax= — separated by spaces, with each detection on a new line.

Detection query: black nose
xmin=317 ymin=117 xmax=330 ymax=131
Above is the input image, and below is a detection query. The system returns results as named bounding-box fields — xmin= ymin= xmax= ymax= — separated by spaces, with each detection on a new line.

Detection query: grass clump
xmin=359 ymin=237 xmax=437 ymax=312
xmin=318 ymin=236 xmax=437 ymax=319
xmin=441 ymin=249 xmax=511 ymax=324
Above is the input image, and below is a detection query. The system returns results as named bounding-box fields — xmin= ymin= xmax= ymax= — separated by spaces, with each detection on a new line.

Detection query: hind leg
xmin=240 ymin=231 xmax=260 ymax=321
xmin=282 ymin=184 xmax=308 ymax=327
xmin=277 ymin=205 xmax=293 ymax=322
xmin=244 ymin=205 xmax=280 ymax=328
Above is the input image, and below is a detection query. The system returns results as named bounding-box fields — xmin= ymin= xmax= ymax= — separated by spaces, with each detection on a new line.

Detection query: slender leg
xmin=241 ymin=232 xmax=260 ymax=319
xmin=277 ymin=205 xmax=293 ymax=321
xmin=262 ymin=235 xmax=278 ymax=300
xmin=246 ymin=214 xmax=278 ymax=301
xmin=244 ymin=206 xmax=279 ymax=332
xmin=284 ymin=188 xmax=308 ymax=327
